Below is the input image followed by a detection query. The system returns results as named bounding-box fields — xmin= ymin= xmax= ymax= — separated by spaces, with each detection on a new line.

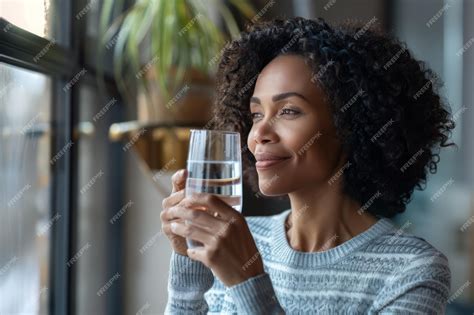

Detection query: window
xmin=0 ymin=63 xmax=52 ymax=315
xmin=1 ymin=1 xmax=127 ymax=314
xmin=1 ymin=0 xmax=55 ymax=39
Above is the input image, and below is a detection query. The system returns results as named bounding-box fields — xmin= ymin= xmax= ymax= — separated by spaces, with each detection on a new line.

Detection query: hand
xmin=167 ymin=192 xmax=265 ymax=287
xmin=160 ymin=169 xmax=189 ymax=256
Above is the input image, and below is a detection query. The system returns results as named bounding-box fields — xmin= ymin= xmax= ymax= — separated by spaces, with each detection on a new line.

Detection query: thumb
xmin=186 ymin=246 xmax=207 ymax=265
xmin=171 ymin=169 xmax=188 ymax=193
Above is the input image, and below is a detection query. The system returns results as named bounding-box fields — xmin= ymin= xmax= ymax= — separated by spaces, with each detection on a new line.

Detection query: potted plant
xmin=99 ymin=0 xmax=255 ymax=125
xmin=100 ymin=0 xmax=255 ymax=178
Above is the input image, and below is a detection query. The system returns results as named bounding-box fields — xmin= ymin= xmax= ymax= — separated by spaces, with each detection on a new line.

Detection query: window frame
xmin=0 ymin=1 xmax=126 ymax=314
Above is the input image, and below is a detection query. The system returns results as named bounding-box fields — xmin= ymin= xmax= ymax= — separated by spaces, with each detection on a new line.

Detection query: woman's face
xmin=247 ymin=54 xmax=345 ymax=196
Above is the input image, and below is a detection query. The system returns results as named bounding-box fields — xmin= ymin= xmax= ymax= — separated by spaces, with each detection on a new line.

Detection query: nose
xmin=252 ymin=119 xmax=279 ymax=144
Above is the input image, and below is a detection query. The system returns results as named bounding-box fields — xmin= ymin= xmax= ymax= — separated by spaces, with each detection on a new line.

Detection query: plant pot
xmin=137 ymin=67 xmax=215 ymax=125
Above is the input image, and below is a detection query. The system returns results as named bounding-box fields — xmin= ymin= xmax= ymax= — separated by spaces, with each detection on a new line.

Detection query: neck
xmin=286 ymin=182 xmax=379 ymax=253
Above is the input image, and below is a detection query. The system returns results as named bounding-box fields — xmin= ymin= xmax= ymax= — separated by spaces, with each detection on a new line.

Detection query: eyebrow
xmin=250 ymin=92 xmax=308 ymax=105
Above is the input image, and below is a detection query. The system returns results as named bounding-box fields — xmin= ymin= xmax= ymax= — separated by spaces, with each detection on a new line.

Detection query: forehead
xmin=253 ymin=54 xmax=313 ymax=96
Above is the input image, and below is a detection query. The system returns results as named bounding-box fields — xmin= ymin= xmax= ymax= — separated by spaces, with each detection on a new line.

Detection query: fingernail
xmin=180 ymin=169 xmax=186 ymax=176
xmin=171 ymin=222 xmax=177 ymax=231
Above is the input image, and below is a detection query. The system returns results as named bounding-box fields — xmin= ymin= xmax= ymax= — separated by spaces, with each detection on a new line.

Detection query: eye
xmin=250 ymin=112 xmax=262 ymax=120
xmin=250 ymin=108 xmax=301 ymax=122
xmin=279 ymin=108 xmax=300 ymax=116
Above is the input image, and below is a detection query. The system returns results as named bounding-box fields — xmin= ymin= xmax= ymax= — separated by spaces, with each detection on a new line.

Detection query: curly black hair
xmin=210 ymin=17 xmax=456 ymax=218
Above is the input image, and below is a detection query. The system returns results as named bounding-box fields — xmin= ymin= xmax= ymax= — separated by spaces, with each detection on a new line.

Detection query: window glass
xmin=1 ymin=0 xmax=55 ymax=40
xmin=0 ymin=63 xmax=52 ymax=314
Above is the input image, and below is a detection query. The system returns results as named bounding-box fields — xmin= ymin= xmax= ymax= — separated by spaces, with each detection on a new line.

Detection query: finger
xmin=161 ymin=204 xmax=188 ymax=223
xmin=182 ymin=192 xmax=238 ymax=220
xmin=167 ymin=205 xmax=227 ymax=231
xmin=171 ymin=169 xmax=188 ymax=193
xmin=170 ymin=221 xmax=215 ymax=245
xmin=161 ymin=219 xmax=184 ymax=235
xmin=162 ymin=189 xmax=185 ymax=210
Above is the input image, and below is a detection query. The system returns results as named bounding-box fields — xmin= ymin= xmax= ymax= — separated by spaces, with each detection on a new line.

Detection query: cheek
xmin=247 ymin=128 xmax=254 ymax=152
xmin=247 ymin=124 xmax=264 ymax=157
xmin=294 ymin=136 xmax=341 ymax=177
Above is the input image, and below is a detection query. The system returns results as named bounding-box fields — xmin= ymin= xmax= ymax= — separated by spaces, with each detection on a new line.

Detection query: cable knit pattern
xmin=165 ymin=209 xmax=451 ymax=314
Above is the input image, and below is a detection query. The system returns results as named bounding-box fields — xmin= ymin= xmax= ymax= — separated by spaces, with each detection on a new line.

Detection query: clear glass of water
xmin=184 ymin=129 xmax=243 ymax=248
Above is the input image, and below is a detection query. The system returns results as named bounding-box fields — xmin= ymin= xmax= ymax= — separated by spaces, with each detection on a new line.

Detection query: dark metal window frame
xmin=0 ymin=1 xmax=124 ymax=314
xmin=1 ymin=3 xmax=75 ymax=312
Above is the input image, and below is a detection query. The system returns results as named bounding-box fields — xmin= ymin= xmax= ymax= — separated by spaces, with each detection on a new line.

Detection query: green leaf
xmin=99 ymin=0 xmax=254 ymax=113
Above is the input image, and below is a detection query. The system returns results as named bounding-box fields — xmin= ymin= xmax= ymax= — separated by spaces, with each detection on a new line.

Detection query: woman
xmin=161 ymin=17 xmax=454 ymax=314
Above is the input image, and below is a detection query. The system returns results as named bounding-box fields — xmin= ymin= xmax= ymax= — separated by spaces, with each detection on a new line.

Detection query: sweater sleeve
xmin=372 ymin=251 xmax=451 ymax=314
xmin=164 ymin=251 xmax=215 ymax=314
xmin=226 ymin=272 xmax=286 ymax=314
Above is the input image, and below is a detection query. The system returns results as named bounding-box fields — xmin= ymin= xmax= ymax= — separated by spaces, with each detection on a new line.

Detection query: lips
xmin=255 ymin=159 xmax=290 ymax=169
xmin=255 ymin=152 xmax=291 ymax=170
xmin=255 ymin=152 xmax=291 ymax=161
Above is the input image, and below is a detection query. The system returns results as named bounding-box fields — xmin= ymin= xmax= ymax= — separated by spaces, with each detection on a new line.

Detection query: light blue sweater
xmin=165 ymin=209 xmax=451 ymax=314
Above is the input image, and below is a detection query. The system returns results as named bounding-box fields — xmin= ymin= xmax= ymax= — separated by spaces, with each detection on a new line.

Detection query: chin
xmin=256 ymin=188 xmax=287 ymax=197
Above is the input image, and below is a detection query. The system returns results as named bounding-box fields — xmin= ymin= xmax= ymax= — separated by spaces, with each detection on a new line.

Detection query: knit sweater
xmin=165 ymin=209 xmax=451 ymax=314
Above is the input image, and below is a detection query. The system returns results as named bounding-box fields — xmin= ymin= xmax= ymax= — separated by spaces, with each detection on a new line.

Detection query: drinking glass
xmin=184 ymin=129 xmax=243 ymax=248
